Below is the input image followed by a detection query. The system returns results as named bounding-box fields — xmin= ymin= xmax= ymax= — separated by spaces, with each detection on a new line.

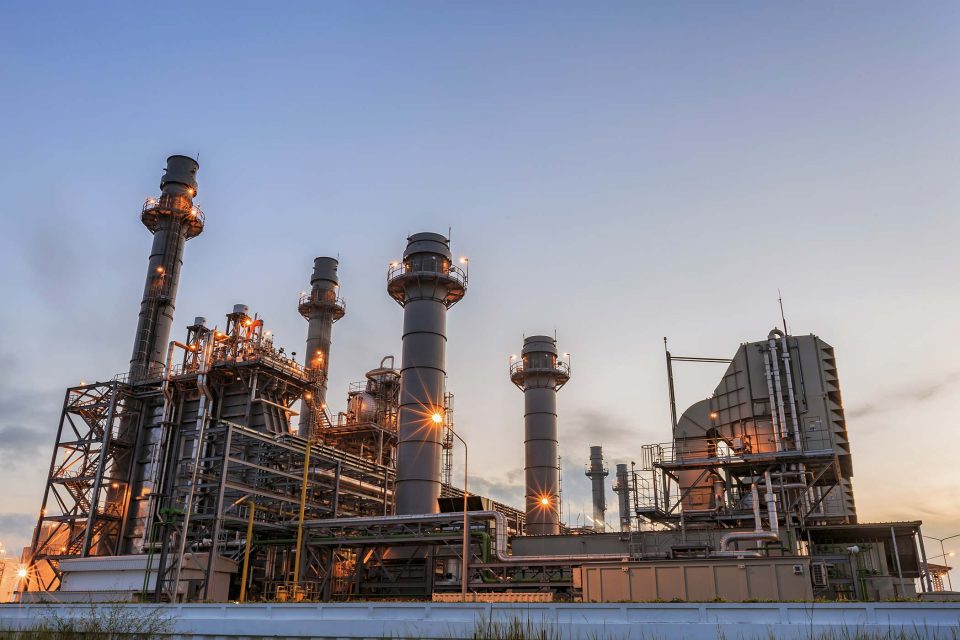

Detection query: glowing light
xmin=459 ymin=257 xmax=469 ymax=264
xmin=111 ymin=482 xmax=120 ymax=489
xmin=156 ymin=266 xmax=165 ymax=274
xmin=244 ymin=319 xmax=253 ymax=327
xmin=510 ymin=354 xmax=518 ymax=360
xmin=709 ymin=412 xmax=718 ymax=420
xmin=431 ymin=412 xmax=444 ymax=424
xmin=304 ymin=392 xmax=313 ymax=400
xmin=539 ymin=497 xmax=551 ymax=507
xmin=265 ymin=331 xmax=272 ymax=336
xmin=16 ymin=567 xmax=27 ymax=579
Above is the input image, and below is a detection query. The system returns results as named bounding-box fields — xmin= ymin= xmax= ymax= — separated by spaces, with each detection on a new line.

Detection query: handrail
xmin=386 ymin=262 xmax=468 ymax=288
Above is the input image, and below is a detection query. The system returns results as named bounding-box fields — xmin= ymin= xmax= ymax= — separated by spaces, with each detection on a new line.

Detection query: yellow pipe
xmin=293 ymin=440 xmax=312 ymax=586
xmin=239 ymin=502 xmax=255 ymax=603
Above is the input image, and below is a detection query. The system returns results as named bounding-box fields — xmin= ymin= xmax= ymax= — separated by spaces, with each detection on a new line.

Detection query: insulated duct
xmin=388 ymin=233 xmax=467 ymax=515
xmin=510 ymin=336 xmax=571 ymax=535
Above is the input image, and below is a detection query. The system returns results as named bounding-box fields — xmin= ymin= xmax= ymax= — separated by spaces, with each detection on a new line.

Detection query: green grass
xmin=0 ymin=604 xmax=171 ymax=640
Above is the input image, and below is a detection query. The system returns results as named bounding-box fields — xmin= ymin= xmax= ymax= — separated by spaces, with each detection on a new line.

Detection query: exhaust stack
xmin=584 ymin=445 xmax=609 ymax=532
xmin=388 ymin=233 xmax=467 ymax=515
xmin=298 ymin=257 xmax=345 ymax=438
xmin=129 ymin=155 xmax=203 ymax=380
xmin=612 ymin=463 xmax=632 ymax=532
xmin=510 ymin=336 xmax=571 ymax=536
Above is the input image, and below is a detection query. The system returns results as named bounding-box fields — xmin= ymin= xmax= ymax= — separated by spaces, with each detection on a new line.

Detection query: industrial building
xmin=15 ymin=155 xmax=940 ymax=604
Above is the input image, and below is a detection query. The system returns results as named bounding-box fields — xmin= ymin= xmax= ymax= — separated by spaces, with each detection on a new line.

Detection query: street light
xmin=433 ymin=411 xmax=470 ymax=601
xmin=924 ymin=533 xmax=960 ymax=591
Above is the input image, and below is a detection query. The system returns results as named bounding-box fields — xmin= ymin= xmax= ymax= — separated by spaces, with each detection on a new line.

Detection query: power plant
xmin=15 ymin=155 xmax=943 ymax=604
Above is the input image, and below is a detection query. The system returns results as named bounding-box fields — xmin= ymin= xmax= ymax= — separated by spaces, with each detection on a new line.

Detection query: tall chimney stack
xmin=510 ymin=336 xmax=571 ymax=535
xmin=585 ymin=445 xmax=608 ymax=532
xmin=613 ymin=463 xmax=633 ymax=533
xmin=298 ymin=257 xmax=345 ymax=438
xmin=388 ymin=233 xmax=467 ymax=514
xmin=129 ymin=155 xmax=203 ymax=381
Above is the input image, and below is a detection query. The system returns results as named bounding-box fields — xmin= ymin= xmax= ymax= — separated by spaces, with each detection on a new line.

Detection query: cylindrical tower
xmin=387 ymin=233 xmax=467 ymax=515
xmin=509 ymin=336 xmax=571 ymax=536
xmin=613 ymin=463 xmax=632 ymax=533
xmin=129 ymin=155 xmax=204 ymax=381
xmin=584 ymin=445 xmax=608 ymax=532
xmin=298 ymin=257 xmax=346 ymax=438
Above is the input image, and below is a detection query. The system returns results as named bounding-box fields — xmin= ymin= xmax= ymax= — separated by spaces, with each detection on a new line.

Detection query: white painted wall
xmin=1 ymin=601 xmax=958 ymax=639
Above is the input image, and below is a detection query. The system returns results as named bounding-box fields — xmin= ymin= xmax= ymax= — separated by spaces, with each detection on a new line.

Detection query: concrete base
xmin=18 ymin=553 xmax=237 ymax=604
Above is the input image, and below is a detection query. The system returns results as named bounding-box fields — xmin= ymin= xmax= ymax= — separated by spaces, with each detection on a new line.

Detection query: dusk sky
xmin=1 ymin=2 xmax=958 ymax=574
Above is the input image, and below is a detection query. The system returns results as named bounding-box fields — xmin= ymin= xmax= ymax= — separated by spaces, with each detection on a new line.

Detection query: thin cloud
xmin=847 ymin=372 xmax=960 ymax=419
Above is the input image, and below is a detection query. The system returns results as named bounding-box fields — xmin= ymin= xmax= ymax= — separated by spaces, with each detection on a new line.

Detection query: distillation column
xmin=298 ymin=257 xmax=346 ymax=438
xmin=584 ymin=445 xmax=608 ymax=532
xmin=387 ymin=233 xmax=467 ymax=515
xmin=129 ymin=155 xmax=204 ymax=381
xmin=612 ymin=463 xmax=632 ymax=533
xmin=510 ymin=336 xmax=571 ymax=536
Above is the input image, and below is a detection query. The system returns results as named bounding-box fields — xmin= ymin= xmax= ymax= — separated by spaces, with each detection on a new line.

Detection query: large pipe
xmin=778 ymin=331 xmax=803 ymax=451
xmin=129 ymin=155 xmax=203 ymax=381
xmin=509 ymin=336 xmax=570 ymax=535
xmin=388 ymin=233 xmax=467 ymax=515
xmin=298 ymin=257 xmax=345 ymax=438
xmin=612 ymin=463 xmax=632 ymax=533
xmin=584 ymin=446 xmax=608 ymax=533
xmin=768 ymin=330 xmax=789 ymax=449
xmin=762 ymin=350 xmax=783 ymax=451
xmin=300 ymin=511 xmax=629 ymax=564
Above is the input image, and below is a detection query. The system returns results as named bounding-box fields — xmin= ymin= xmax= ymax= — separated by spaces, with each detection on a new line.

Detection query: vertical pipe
xmin=764 ymin=470 xmax=779 ymax=535
xmin=240 ymin=502 xmax=255 ymax=603
xmin=890 ymin=527 xmax=904 ymax=594
xmin=664 ymin=339 xmax=678 ymax=432
xmin=768 ymin=332 xmax=788 ymax=449
xmin=917 ymin=532 xmax=934 ymax=592
xmin=388 ymin=233 xmax=466 ymax=515
xmin=293 ymin=441 xmax=312 ymax=586
xmin=779 ymin=332 xmax=803 ymax=451
xmin=762 ymin=350 xmax=784 ymax=451
xmin=510 ymin=336 xmax=570 ymax=535
xmin=298 ymin=257 xmax=345 ymax=438
xmin=584 ymin=446 xmax=608 ymax=533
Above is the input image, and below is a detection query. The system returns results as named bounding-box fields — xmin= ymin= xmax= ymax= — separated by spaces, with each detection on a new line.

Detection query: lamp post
xmin=433 ymin=411 xmax=469 ymax=601
xmin=924 ymin=534 xmax=959 ymax=591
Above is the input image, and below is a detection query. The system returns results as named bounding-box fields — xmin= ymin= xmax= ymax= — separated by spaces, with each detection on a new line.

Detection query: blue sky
xmin=1 ymin=2 xmax=959 ymax=572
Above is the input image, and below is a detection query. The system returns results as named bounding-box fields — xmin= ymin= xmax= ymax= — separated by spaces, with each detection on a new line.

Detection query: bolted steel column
xmin=584 ymin=445 xmax=609 ymax=532
xmin=129 ymin=155 xmax=204 ymax=381
xmin=298 ymin=257 xmax=345 ymax=438
xmin=510 ymin=336 xmax=570 ymax=536
xmin=387 ymin=233 xmax=467 ymax=515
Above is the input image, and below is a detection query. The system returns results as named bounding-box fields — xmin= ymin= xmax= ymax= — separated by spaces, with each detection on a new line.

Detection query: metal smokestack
xmin=129 ymin=155 xmax=203 ymax=380
xmin=584 ymin=445 xmax=608 ymax=532
xmin=509 ymin=336 xmax=571 ymax=536
xmin=613 ymin=463 xmax=632 ymax=533
xmin=388 ymin=232 xmax=467 ymax=515
xmin=298 ymin=257 xmax=345 ymax=438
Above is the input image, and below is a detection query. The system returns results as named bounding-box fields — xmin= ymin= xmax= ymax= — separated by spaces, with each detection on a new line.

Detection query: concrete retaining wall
xmin=1 ymin=601 xmax=959 ymax=639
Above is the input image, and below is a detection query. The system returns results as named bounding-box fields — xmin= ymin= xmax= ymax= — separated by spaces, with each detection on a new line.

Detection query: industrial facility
xmin=15 ymin=156 xmax=942 ymax=604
